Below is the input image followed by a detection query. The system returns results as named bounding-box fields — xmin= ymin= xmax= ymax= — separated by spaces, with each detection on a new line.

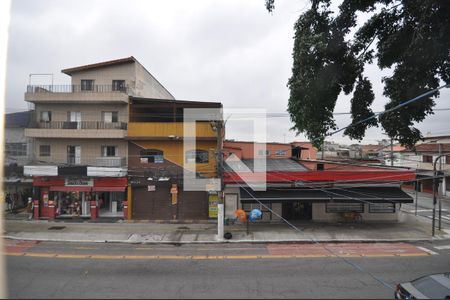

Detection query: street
xmin=402 ymin=190 xmax=450 ymax=229
xmin=5 ymin=240 xmax=450 ymax=299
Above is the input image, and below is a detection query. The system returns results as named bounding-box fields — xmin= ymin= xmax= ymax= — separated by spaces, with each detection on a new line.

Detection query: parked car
xmin=395 ymin=273 xmax=450 ymax=299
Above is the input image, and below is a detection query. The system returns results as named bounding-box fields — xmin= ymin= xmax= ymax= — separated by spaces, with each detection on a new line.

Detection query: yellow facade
xmin=132 ymin=140 xmax=218 ymax=177
xmin=128 ymin=122 xmax=216 ymax=139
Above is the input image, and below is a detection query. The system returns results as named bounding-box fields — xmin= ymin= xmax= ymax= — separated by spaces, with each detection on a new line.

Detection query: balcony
xmin=127 ymin=122 xmax=217 ymax=140
xmin=25 ymin=85 xmax=130 ymax=104
xmin=95 ymin=156 xmax=126 ymax=167
xmin=25 ymin=121 xmax=127 ymax=139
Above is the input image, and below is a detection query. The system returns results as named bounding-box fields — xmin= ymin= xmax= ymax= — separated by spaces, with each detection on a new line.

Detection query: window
xmin=102 ymin=111 xmax=119 ymax=123
xmin=257 ymin=150 xmax=270 ymax=156
xmin=101 ymin=146 xmax=117 ymax=157
xmin=275 ymin=149 xmax=287 ymax=156
xmin=446 ymin=155 xmax=450 ymax=164
xmin=369 ymin=203 xmax=396 ymax=213
xmin=6 ymin=143 xmax=27 ymax=156
xmin=326 ymin=203 xmax=364 ymax=213
xmin=112 ymin=80 xmax=126 ymax=91
xmin=185 ymin=149 xmax=209 ymax=164
xmin=40 ymin=111 xmax=52 ymax=122
xmin=39 ymin=145 xmax=51 ymax=157
xmin=67 ymin=145 xmax=81 ymax=164
xmin=81 ymin=79 xmax=94 ymax=91
xmin=423 ymin=155 xmax=433 ymax=163
xmin=140 ymin=149 xmax=164 ymax=163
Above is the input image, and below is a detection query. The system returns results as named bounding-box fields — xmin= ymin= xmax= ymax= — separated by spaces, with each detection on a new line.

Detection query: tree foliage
xmin=267 ymin=0 xmax=450 ymax=149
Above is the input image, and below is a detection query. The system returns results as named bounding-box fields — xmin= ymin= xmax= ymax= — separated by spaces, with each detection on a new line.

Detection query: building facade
xmin=127 ymin=97 xmax=223 ymax=220
xmin=4 ymin=111 xmax=34 ymax=207
xmin=23 ymin=57 xmax=174 ymax=219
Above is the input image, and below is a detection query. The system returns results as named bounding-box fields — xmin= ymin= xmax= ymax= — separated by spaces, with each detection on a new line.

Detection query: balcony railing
xmin=26 ymin=84 xmax=129 ymax=94
xmin=30 ymin=121 xmax=127 ymax=130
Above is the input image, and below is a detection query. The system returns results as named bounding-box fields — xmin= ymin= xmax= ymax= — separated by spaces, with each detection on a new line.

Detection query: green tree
xmin=267 ymin=0 xmax=450 ymax=149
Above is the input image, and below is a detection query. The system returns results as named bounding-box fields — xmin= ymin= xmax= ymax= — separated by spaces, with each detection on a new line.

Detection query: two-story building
xmin=23 ymin=57 xmax=175 ymax=219
xmin=127 ymin=97 xmax=223 ymax=220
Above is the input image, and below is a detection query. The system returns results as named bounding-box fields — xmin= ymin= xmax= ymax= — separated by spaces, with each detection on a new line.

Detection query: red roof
xmin=401 ymin=143 xmax=450 ymax=153
xmin=62 ymin=56 xmax=136 ymax=75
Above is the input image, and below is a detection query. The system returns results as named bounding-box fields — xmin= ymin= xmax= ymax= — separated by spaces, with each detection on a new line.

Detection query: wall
xmin=130 ymin=140 xmax=218 ymax=177
xmin=70 ymin=62 xmax=136 ymax=88
xmin=223 ymin=141 xmax=292 ymax=160
xmin=33 ymin=138 xmax=128 ymax=166
xmin=291 ymin=142 xmax=318 ymax=160
xmin=5 ymin=127 xmax=33 ymax=165
xmin=312 ymin=203 xmax=399 ymax=222
xmin=134 ymin=62 xmax=174 ymax=99
xmin=34 ymin=103 xmax=128 ymax=123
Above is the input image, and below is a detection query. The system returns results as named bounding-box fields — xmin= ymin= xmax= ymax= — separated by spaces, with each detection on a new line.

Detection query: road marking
xmin=434 ymin=245 xmax=450 ymax=250
xmin=416 ymin=246 xmax=438 ymax=255
xmin=3 ymin=251 xmax=429 ymax=260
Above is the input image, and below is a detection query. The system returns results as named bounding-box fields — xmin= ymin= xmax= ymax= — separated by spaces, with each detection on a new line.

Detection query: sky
xmin=5 ymin=0 xmax=450 ymax=145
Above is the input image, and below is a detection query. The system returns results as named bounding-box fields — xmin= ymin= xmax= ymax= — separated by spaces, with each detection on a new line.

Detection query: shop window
xmin=5 ymin=143 xmax=27 ymax=156
xmin=81 ymin=79 xmax=94 ymax=91
xmin=40 ymin=111 xmax=52 ymax=122
xmin=102 ymin=111 xmax=119 ymax=123
xmin=423 ymin=155 xmax=433 ymax=163
xmin=369 ymin=203 xmax=396 ymax=213
xmin=326 ymin=203 xmax=364 ymax=213
xmin=39 ymin=145 xmax=51 ymax=157
xmin=102 ymin=146 xmax=117 ymax=157
xmin=140 ymin=149 xmax=164 ymax=163
xmin=112 ymin=80 xmax=126 ymax=91
xmin=185 ymin=149 xmax=209 ymax=164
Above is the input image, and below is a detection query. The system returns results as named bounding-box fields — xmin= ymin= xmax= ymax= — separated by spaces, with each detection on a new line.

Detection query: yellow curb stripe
xmin=3 ymin=252 xmax=430 ymax=260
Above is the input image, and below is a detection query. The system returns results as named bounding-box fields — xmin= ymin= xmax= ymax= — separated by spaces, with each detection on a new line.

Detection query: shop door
xmin=282 ymin=202 xmax=312 ymax=220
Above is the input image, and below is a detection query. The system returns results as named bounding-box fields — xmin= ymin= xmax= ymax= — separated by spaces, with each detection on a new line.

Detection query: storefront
xmin=32 ymin=176 xmax=127 ymax=219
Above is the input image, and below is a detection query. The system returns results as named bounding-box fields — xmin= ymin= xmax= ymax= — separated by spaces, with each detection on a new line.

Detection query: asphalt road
xmin=5 ymin=240 xmax=450 ymax=299
xmin=402 ymin=191 xmax=450 ymax=229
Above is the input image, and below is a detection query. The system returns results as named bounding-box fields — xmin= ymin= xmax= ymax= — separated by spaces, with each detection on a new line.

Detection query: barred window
xmin=39 ymin=145 xmax=51 ymax=157
xmin=6 ymin=143 xmax=27 ymax=156
xmin=326 ymin=203 xmax=364 ymax=213
xmin=185 ymin=149 xmax=209 ymax=164
xmin=369 ymin=203 xmax=396 ymax=213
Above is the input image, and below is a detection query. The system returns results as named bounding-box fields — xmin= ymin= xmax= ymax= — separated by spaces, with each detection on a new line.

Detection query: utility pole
xmin=432 ymin=154 xmax=446 ymax=236
xmin=390 ymin=137 xmax=394 ymax=166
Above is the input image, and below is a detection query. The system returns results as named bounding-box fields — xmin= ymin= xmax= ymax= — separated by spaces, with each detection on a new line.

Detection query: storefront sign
xmin=208 ymin=194 xmax=219 ymax=218
xmin=154 ymin=155 xmax=164 ymax=163
xmin=65 ymin=178 xmax=93 ymax=187
xmin=140 ymin=157 xmax=148 ymax=163
xmin=148 ymin=185 xmax=156 ymax=192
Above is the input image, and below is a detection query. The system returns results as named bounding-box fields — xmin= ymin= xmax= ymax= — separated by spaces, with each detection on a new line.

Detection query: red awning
xmin=92 ymin=186 xmax=126 ymax=192
xmin=49 ymin=186 xmax=92 ymax=192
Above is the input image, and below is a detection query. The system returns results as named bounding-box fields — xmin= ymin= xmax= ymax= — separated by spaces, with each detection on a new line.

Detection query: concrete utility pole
xmin=432 ymin=153 xmax=446 ymax=236
xmin=390 ymin=137 xmax=394 ymax=166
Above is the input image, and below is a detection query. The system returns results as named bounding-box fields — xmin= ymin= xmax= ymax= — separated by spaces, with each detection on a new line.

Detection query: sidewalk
xmin=3 ymin=211 xmax=450 ymax=244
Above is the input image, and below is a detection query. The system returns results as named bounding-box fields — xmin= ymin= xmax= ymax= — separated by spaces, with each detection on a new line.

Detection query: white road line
xmin=433 ymin=245 xmax=450 ymax=250
xmin=407 ymin=209 xmax=449 ymax=213
xmin=441 ymin=215 xmax=450 ymax=220
xmin=417 ymin=246 xmax=438 ymax=255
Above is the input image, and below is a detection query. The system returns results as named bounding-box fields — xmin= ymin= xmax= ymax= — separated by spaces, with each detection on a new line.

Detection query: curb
xmin=2 ymin=235 xmax=439 ymax=245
